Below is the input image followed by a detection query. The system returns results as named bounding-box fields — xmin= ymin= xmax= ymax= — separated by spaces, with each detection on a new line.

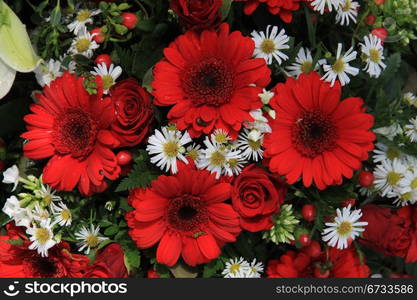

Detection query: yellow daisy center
xmin=411 ymin=178 xmax=417 ymax=189
xmin=163 ymin=141 xmax=180 ymax=158
xmin=85 ymin=234 xmax=99 ymax=247
xmin=300 ymin=61 xmax=313 ymax=74
xmin=342 ymin=0 xmax=352 ymax=12
xmin=260 ymin=39 xmax=276 ymax=54
xmin=61 ymin=209 xmax=71 ymax=221
xmin=75 ymin=38 xmax=91 ymax=52
xmin=332 ymin=58 xmax=345 ymax=73
xmin=187 ymin=149 xmax=199 ymax=160
xmin=369 ymin=48 xmax=381 ymax=63
xmin=214 ymin=133 xmax=228 ymax=144
xmin=102 ymin=74 xmax=114 ymax=90
xmin=76 ymin=10 xmax=91 ymax=22
xmin=248 ymin=139 xmax=261 ymax=151
xmin=230 ymin=264 xmax=241 ymax=275
xmin=35 ymin=228 xmax=51 ymax=244
xmin=210 ymin=151 xmax=226 ymax=167
xmin=386 ymin=148 xmax=400 ymax=160
xmin=387 ymin=171 xmax=401 ymax=186
xmin=43 ymin=195 xmax=52 ymax=206
xmin=336 ymin=221 xmax=352 ymax=237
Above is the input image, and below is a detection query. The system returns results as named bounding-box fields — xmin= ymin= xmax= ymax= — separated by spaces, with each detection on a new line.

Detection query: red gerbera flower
xmin=0 ymin=230 xmax=89 ymax=278
xmin=235 ymin=0 xmax=305 ymax=23
xmin=126 ymin=166 xmax=241 ymax=267
xmin=21 ymin=72 xmax=121 ymax=195
xmin=152 ymin=23 xmax=270 ymax=138
xmin=264 ymin=72 xmax=375 ymax=190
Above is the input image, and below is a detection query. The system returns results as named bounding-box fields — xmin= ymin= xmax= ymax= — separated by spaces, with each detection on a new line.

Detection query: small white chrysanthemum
xmin=335 ymin=0 xmax=359 ymax=26
xmin=322 ymin=43 xmax=359 ymax=86
xmin=34 ymin=59 xmax=63 ymax=87
xmin=405 ymin=117 xmax=417 ymax=142
xmin=2 ymin=165 xmax=19 ymax=191
xmin=91 ymin=63 xmax=122 ymax=94
xmin=373 ymin=143 xmax=403 ymax=163
xmin=211 ymin=129 xmax=231 ymax=145
xmin=186 ymin=143 xmax=202 ymax=162
xmin=259 ymin=89 xmax=274 ymax=105
xmin=32 ymin=203 xmax=50 ymax=223
xmin=75 ymin=224 xmax=107 ymax=254
xmin=26 ymin=219 xmax=57 ymax=257
xmin=67 ymin=9 xmax=101 ymax=35
xmin=38 ymin=183 xmax=62 ymax=206
xmin=373 ymin=123 xmax=403 ymax=141
xmin=68 ymin=28 xmax=100 ymax=58
xmin=322 ymin=205 xmax=368 ymax=250
xmin=51 ymin=202 xmax=72 ymax=227
xmin=197 ymin=137 xmax=241 ymax=179
xmin=225 ymin=155 xmax=246 ymax=177
xmin=404 ymin=92 xmax=417 ymax=106
xmin=359 ymin=185 xmax=376 ymax=197
xmin=2 ymin=196 xmax=33 ymax=228
xmin=237 ymin=128 xmax=264 ymax=162
xmin=222 ymin=257 xmax=251 ymax=278
xmin=244 ymin=109 xmax=272 ymax=134
xmin=311 ymin=0 xmax=344 ymax=14
xmin=245 ymin=259 xmax=264 ymax=278
xmin=252 ymin=25 xmax=289 ymax=65
xmin=360 ymin=34 xmax=386 ymax=78
xmin=286 ymin=47 xmax=321 ymax=78
xmin=146 ymin=126 xmax=192 ymax=174
xmin=373 ymin=158 xmax=407 ymax=197
xmin=397 ymin=167 xmax=417 ymax=205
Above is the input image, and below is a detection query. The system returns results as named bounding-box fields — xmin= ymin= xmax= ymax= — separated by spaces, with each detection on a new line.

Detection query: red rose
xmin=360 ymin=205 xmax=417 ymax=262
xmin=231 ymin=165 xmax=286 ymax=232
xmin=110 ymin=79 xmax=154 ymax=147
xmin=266 ymin=251 xmax=311 ymax=278
xmin=170 ymin=0 xmax=223 ymax=31
xmin=85 ymin=243 xmax=128 ymax=278
xmin=328 ymin=248 xmax=370 ymax=278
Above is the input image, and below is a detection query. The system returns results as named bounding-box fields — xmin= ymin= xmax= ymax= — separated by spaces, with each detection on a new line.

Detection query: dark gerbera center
xmin=27 ymin=256 xmax=57 ymax=278
xmin=292 ymin=110 xmax=338 ymax=158
xmin=167 ymin=195 xmax=208 ymax=232
xmin=182 ymin=57 xmax=234 ymax=107
xmin=52 ymin=108 xmax=98 ymax=158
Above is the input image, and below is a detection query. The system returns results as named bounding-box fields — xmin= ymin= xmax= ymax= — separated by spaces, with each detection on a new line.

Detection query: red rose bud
xmin=91 ymin=28 xmax=105 ymax=43
xmin=110 ymin=79 xmax=154 ymax=147
xmin=121 ymin=12 xmax=138 ymax=29
xmin=341 ymin=198 xmax=356 ymax=207
xmin=170 ymin=0 xmax=222 ymax=31
xmin=365 ymin=14 xmax=376 ymax=26
xmin=358 ymin=170 xmax=374 ymax=187
xmin=94 ymin=54 xmax=112 ymax=67
xmin=301 ymin=204 xmax=316 ymax=222
xmin=371 ymin=27 xmax=388 ymax=42
xmin=147 ymin=269 xmax=161 ymax=278
xmin=231 ymin=165 xmax=286 ymax=232
xmin=117 ymin=150 xmax=133 ymax=166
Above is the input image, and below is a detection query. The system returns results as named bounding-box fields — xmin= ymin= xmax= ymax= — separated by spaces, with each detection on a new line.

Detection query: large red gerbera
xmin=21 ymin=72 xmax=121 ymax=195
xmin=126 ymin=165 xmax=241 ymax=267
xmin=0 ymin=229 xmax=89 ymax=278
xmin=235 ymin=0 xmax=305 ymax=23
xmin=152 ymin=23 xmax=270 ymax=138
xmin=264 ymin=72 xmax=375 ymax=190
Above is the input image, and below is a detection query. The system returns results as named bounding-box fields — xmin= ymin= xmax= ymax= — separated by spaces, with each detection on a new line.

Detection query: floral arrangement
xmin=1 ymin=0 xmax=417 ymax=279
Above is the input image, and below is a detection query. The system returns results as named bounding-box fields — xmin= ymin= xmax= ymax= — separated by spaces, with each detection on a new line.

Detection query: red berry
xmin=301 ymin=204 xmax=316 ymax=222
xmin=298 ymin=234 xmax=311 ymax=247
xmin=303 ymin=240 xmax=322 ymax=259
xmin=94 ymin=54 xmax=112 ymax=68
xmin=121 ymin=12 xmax=138 ymax=30
xmin=358 ymin=170 xmax=374 ymax=187
xmin=314 ymin=268 xmax=330 ymax=278
xmin=371 ymin=28 xmax=388 ymax=42
xmin=117 ymin=151 xmax=133 ymax=166
xmin=374 ymin=0 xmax=385 ymax=5
xmin=365 ymin=14 xmax=376 ymax=26
xmin=147 ymin=269 xmax=160 ymax=278
xmin=341 ymin=198 xmax=356 ymax=207
xmin=91 ymin=28 xmax=105 ymax=43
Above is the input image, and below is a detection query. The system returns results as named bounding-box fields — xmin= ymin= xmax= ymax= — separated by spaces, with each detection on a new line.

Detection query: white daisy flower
xmin=26 ymin=219 xmax=57 ymax=257
xmin=373 ymin=143 xmax=403 ymax=163
xmin=373 ymin=123 xmax=403 ymax=141
xmin=322 ymin=205 xmax=368 ymax=250
xmin=75 ymin=224 xmax=107 ymax=254
xmin=91 ymin=63 xmax=122 ymax=94
xmin=237 ymin=128 xmax=264 ymax=162
xmin=286 ymin=47 xmax=321 ymax=78
xmin=393 ymin=192 xmax=417 ymax=207
xmin=222 ymin=257 xmax=251 ymax=278
xmin=67 ymin=9 xmax=101 ymax=35
xmin=244 ymin=109 xmax=272 ymax=134
xmin=51 ymin=202 xmax=72 ymax=227
xmin=2 ymin=196 xmax=33 ymax=228
xmin=335 ymin=0 xmax=359 ymax=26
xmin=359 ymin=185 xmax=376 ymax=197
xmin=245 ymin=259 xmax=264 ymax=278
xmin=210 ymin=129 xmax=231 ymax=145
xmin=322 ymin=43 xmax=359 ymax=86
xmin=197 ymin=137 xmax=241 ymax=179
xmin=251 ymin=25 xmax=289 ymax=65
xmin=225 ymin=155 xmax=246 ymax=177
xmin=37 ymin=183 xmax=62 ymax=206
xmin=311 ymin=0 xmax=344 ymax=14
xmin=405 ymin=117 xmax=417 ymax=142
xmin=34 ymin=59 xmax=63 ymax=87
xmin=359 ymin=34 xmax=386 ymax=78
xmin=2 ymin=165 xmax=19 ymax=191
xmin=146 ymin=126 xmax=192 ymax=174
xmin=373 ymin=158 xmax=407 ymax=197
xmin=32 ymin=203 xmax=50 ymax=223
xmin=403 ymin=92 xmax=417 ymax=106
xmin=68 ymin=28 xmax=100 ymax=58
xmin=186 ymin=143 xmax=202 ymax=163
xmin=259 ymin=89 xmax=274 ymax=105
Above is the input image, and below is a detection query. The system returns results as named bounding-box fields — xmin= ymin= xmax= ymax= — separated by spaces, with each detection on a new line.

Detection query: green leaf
xmin=115 ymin=162 xmax=159 ymax=192
xmin=122 ymin=243 xmax=141 ymax=274
xmin=50 ymin=3 xmax=62 ymax=26
xmin=3 ymin=239 xmax=23 ymax=246
xmin=220 ymin=0 xmax=232 ymax=20
xmin=202 ymin=258 xmax=224 ymax=278
xmin=104 ymin=225 xmax=119 ymax=236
